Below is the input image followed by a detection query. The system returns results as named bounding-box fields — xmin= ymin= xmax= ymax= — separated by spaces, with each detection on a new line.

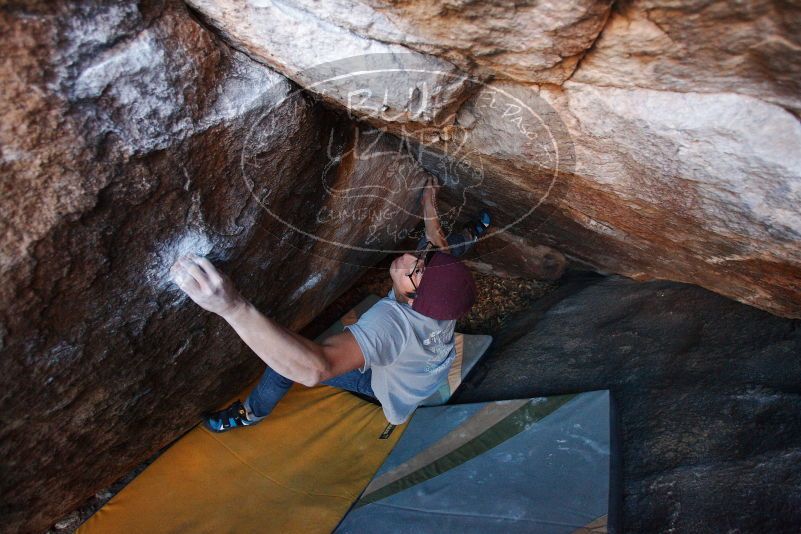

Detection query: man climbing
xmin=171 ymin=176 xmax=492 ymax=431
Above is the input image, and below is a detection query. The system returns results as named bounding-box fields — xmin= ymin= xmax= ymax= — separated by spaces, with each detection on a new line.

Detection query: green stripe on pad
xmin=356 ymin=394 xmax=576 ymax=507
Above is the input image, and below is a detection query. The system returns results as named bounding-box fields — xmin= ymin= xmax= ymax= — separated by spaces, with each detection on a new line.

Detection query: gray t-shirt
xmin=345 ymin=288 xmax=456 ymax=425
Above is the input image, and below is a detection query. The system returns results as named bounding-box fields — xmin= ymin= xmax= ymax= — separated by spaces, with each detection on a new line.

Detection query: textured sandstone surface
xmin=0 ymin=2 xmax=425 ymax=532
xmin=230 ymin=0 xmax=614 ymax=84
xmin=186 ymin=0 xmax=478 ymax=131
xmin=465 ymin=237 xmax=567 ymax=281
xmin=190 ymin=0 xmax=801 ymax=318
xmin=537 ymin=83 xmax=801 ymax=315
xmin=572 ymin=0 xmax=801 ymax=114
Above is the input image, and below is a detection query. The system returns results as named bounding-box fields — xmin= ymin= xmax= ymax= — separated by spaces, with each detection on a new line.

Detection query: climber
xmin=170 ymin=176 xmax=492 ymax=431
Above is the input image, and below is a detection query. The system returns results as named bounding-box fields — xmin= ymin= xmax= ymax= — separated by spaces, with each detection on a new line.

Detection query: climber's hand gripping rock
xmin=170 ymin=254 xmax=245 ymax=319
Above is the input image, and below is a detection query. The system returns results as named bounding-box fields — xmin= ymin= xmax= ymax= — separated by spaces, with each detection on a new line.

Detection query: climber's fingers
xmin=177 ymin=256 xmax=211 ymax=293
xmin=192 ymin=255 xmax=224 ymax=287
xmin=170 ymin=260 xmax=202 ymax=295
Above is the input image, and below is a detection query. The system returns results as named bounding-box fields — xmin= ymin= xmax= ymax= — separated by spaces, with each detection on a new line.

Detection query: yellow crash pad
xmin=79 ymin=383 xmax=405 ymax=534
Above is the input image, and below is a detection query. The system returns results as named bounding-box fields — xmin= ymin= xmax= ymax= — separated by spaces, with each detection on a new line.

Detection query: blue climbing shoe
xmin=203 ymin=400 xmax=262 ymax=433
xmin=470 ymin=209 xmax=492 ymax=239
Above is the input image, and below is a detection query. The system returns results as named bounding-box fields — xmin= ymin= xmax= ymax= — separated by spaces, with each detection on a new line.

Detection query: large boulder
xmin=0 ymin=2 xmax=425 ymax=532
xmin=188 ymin=0 xmax=801 ymax=318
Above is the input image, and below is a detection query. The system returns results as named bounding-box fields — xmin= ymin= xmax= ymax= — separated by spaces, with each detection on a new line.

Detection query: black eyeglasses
xmin=407 ymin=241 xmax=437 ymax=291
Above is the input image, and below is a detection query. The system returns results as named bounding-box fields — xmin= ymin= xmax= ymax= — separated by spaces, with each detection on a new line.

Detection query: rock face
xmin=186 ymin=0 xmax=479 ymax=131
xmin=572 ymin=0 xmax=801 ymax=114
xmin=463 ymin=231 xmax=567 ymax=281
xmin=0 ymin=2 xmax=426 ymax=532
xmin=204 ymin=0 xmax=613 ymax=85
xmin=454 ymin=274 xmax=801 ymax=532
xmin=189 ymin=0 xmax=801 ymax=318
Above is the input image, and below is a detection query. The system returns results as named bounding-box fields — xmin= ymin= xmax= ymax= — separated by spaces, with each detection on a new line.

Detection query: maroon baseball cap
xmin=412 ymin=252 xmax=477 ymax=320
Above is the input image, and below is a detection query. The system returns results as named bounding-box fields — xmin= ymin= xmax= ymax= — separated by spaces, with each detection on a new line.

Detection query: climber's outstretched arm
xmin=421 ymin=175 xmax=449 ymax=249
xmin=170 ymin=254 xmax=364 ymax=386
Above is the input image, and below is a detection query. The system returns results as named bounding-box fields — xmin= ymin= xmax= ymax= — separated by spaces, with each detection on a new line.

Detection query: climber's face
xmin=390 ymin=253 xmax=425 ymax=303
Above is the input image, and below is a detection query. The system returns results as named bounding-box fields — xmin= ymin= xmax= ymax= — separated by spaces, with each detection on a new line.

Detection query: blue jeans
xmin=245 ymin=366 xmax=377 ymax=418
xmin=246 ymin=231 xmax=475 ymax=418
